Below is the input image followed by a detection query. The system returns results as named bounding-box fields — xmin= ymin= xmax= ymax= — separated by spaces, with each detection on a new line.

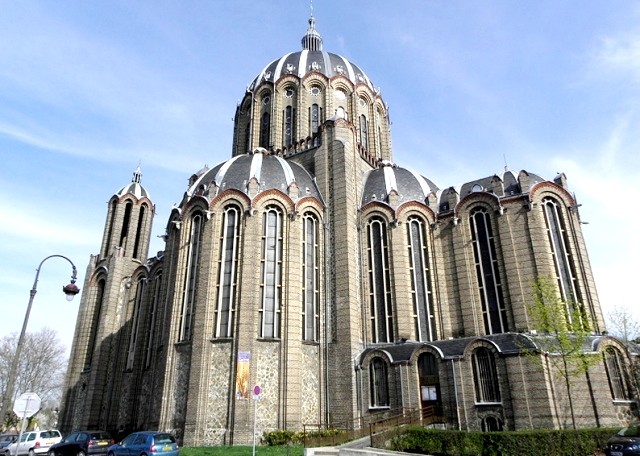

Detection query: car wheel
xmin=29 ymin=450 xmax=35 ymax=456
xmin=77 ymin=451 xmax=85 ymax=456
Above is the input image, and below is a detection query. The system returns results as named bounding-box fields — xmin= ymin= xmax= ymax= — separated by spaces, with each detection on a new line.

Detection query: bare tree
xmin=606 ymin=305 xmax=640 ymax=344
xmin=0 ymin=327 xmax=67 ymax=431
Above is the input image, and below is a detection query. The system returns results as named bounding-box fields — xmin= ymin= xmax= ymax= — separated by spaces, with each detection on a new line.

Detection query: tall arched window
xmin=103 ymin=201 xmax=117 ymax=257
xmin=179 ymin=213 xmax=203 ymax=342
xmin=260 ymin=206 xmax=283 ymax=338
xmin=472 ymin=347 xmax=501 ymax=403
xmin=85 ymin=278 xmax=105 ymax=369
xmin=243 ymin=123 xmax=250 ymax=154
xmin=369 ymin=357 xmax=389 ymax=408
xmin=359 ymin=114 xmax=368 ymax=150
xmin=259 ymin=112 xmax=270 ymax=149
xmin=126 ymin=277 xmax=145 ymax=371
xmin=215 ymin=205 xmax=241 ymax=338
xmin=310 ymin=103 xmax=320 ymax=134
xmin=542 ymin=198 xmax=582 ymax=323
xmin=120 ymin=201 xmax=132 ymax=248
xmin=367 ymin=217 xmax=394 ymax=343
xmin=407 ymin=216 xmax=436 ymax=341
xmin=284 ymin=105 xmax=295 ymax=147
xmin=132 ymin=204 xmax=147 ymax=260
xmin=144 ymin=272 xmax=161 ymax=368
xmin=470 ymin=208 xmax=507 ymax=334
xmin=302 ymin=213 xmax=320 ymax=342
xmin=604 ymin=347 xmax=632 ymax=401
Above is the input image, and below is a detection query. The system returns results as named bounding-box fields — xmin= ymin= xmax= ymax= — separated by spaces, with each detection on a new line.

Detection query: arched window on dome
xmin=470 ymin=207 xmax=507 ymax=334
xmin=603 ymin=346 xmax=632 ymax=401
xmin=179 ymin=212 xmax=203 ymax=342
xmin=359 ymin=114 xmax=368 ymax=150
xmin=260 ymin=112 xmax=271 ymax=149
xmin=283 ymin=105 xmax=296 ymax=147
xmin=310 ymin=103 xmax=321 ymax=134
xmin=367 ymin=216 xmax=394 ymax=343
xmin=302 ymin=212 xmax=319 ymax=342
xmin=472 ymin=347 xmax=501 ymax=404
xmin=407 ymin=216 xmax=436 ymax=341
xmin=215 ymin=205 xmax=241 ymax=338
xmin=144 ymin=271 xmax=162 ymax=368
xmin=260 ymin=206 xmax=283 ymax=338
xmin=126 ymin=277 xmax=145 ymax=371
xmin=84 ymin=278 xmax=105 ymax=369
xmin=369 ymin=357 xmax=389 ymax=408
xmin=542 ymin=197 xmax=583 ymax=325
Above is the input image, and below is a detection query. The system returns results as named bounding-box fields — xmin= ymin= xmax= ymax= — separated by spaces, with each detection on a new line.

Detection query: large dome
xmin=181 ymin=148 xmax=322 ymax=207
xmin=361 ymin=161 xmax=439 ymax=209
xmin=248 ymin=16 xmax=376 ymax=93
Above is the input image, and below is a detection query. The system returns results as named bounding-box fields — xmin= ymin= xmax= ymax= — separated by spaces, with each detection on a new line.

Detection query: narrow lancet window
xmin=260 ymin=206 xmax=283 ymax=338
xmin=470 ymin=208 xmax=507 ymax=334
xmin=367 ymin=217 xmax=394 ymax=343
xmin=215 ymin=205 xmax=241 ymax=338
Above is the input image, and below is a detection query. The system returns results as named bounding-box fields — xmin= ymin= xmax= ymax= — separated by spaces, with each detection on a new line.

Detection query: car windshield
xmin=0 ymin=436 xmax=14 ymax=442
xmin=89 ymin=433 xmax=110 ymax=440
xmin=153 ymin=434 xmax=175 ymax=445
xmin=618 ymin=425 xmax=640 ymax=437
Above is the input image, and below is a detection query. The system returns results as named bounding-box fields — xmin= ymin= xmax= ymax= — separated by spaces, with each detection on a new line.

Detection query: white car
xmin=4 ymin=431 xmax=62 ymax=456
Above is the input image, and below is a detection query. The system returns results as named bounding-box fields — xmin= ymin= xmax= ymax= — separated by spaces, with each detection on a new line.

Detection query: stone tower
xmin=60 ymin=167 xmax=154 ymax=432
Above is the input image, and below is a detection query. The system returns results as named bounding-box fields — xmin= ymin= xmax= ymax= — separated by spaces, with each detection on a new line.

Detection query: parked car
xmin=107 ymin=432 xmax=178 ymax=456
xmin=5 ymin=431 xmax=62 ymax=456
xmin=0 ymin=435 xmax=18 ymax=455
xmin=48 ymin=431 xmax=113 ymax=456
xmin=605 ymin=423 xmax=640 ymax=456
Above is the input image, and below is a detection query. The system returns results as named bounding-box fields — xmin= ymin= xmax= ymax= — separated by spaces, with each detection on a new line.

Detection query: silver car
xmin=6 ymin=431 xmax=62 ymax=456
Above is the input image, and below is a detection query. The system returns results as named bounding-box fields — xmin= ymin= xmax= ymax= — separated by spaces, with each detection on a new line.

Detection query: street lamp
xmin=0 ymin=255 xmax=80 ymax=429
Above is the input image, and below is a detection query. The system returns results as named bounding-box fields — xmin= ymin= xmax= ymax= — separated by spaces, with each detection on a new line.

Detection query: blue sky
xmin=1 ymin=1 xmax=639 ymax=354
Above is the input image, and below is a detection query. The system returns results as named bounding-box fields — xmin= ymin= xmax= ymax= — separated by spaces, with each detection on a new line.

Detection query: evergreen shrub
xmin=388 ymin=426 xmax=617 ymax=456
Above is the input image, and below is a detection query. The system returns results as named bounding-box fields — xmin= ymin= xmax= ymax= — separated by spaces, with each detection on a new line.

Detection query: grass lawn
xmin=181 ymin=446 xmax=305 ymax=456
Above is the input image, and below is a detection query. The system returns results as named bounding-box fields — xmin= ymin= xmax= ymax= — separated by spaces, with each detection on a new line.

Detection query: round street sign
xmin=252 ymin=385 xmax=261 ymax=400
xmin=13 ymin=392 xmax=41 ymax=419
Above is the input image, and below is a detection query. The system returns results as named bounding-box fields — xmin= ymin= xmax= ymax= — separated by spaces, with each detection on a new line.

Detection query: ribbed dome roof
xmin=248 ymin=16 xmax=376 ymax=92
xmin=116 ymin=166 xmax=150 ymax=200
xmin=361 ymin=161 xmax=439 ymax=208
xmin=184 ymin=148 xmax=322 ymax=205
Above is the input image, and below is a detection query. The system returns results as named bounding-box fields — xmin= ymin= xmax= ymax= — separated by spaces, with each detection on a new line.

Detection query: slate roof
xmin=182 ymin=149 xmax=322 ymax=206
xmin=248 ymin=16 xmax=376 ymax=93
xmin=361 ymin=162 xmax=439 ymax=209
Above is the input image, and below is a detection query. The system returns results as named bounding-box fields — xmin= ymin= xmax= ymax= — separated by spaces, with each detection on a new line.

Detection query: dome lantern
xmin=302 ymin=15 xmax=323 ymax=51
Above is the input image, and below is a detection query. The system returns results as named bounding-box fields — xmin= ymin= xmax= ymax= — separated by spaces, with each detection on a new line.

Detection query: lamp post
xmin=0 ymin=255 xmax=80 ymax=428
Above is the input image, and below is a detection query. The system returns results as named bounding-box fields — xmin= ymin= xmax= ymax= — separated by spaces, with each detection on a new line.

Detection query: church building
xmin=60 ymin=16 xmax=639 ymax=445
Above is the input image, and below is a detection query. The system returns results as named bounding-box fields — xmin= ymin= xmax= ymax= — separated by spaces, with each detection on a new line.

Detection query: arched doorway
xmin=418 ymin=352 xmax=442 ymax=421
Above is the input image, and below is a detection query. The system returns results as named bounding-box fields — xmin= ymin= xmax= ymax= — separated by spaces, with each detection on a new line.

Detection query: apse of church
xmin=60 ymin=15 xmax=639 ymax=446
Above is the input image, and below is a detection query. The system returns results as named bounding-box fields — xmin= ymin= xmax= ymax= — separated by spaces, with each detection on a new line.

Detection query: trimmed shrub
xmin=388 ymin=426 xmax=617 ymax=456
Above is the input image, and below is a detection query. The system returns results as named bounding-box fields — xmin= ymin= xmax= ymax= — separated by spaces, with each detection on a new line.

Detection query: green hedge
xmin=261 ymin=428 xmax=346 ymax=446
xmin=388 ymin=426 xmax=617 ymax=456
